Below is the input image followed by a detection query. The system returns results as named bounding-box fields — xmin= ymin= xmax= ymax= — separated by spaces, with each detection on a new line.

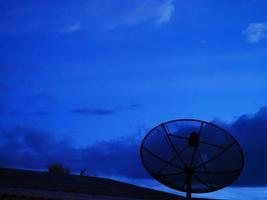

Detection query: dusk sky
xmin=1 ymin=0 xmax=267 ymax=199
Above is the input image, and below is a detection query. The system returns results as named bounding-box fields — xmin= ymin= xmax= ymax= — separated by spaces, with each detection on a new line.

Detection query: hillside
xmin=0 ymin=168 xmax=211 ymax=200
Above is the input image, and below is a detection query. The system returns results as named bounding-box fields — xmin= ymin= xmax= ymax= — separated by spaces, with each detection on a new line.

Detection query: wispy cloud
xmin=0 ymin=0 xmax=175 ymax=34
xmin=71 ymin=104 xmax=142 ymax=116
xmin=60 ymin=22 xmax=81 ymax=33
xmin=127 ymin=104 xmax=142 ymax=110
xmin=155 ymin=0 xmax=175 ymax=24
xmin=243 ymin=22 xmax=267 ymax=44
xmin=29 ymin=111 xmax=52 ymax=116
xmin=108 ymin=0 xmax=175 ymax=28
xmin=71 ymin=108 xmax=116 ymax=116
xmin=0 ymin=110 xmax=52 ymax=116
xmin=0 ymin=104 xmax=142 ymax=117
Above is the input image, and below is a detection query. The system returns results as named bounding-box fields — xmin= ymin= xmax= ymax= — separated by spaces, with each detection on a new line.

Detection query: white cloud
xmin=0 ymin=1 xmax=175 ymax=34
xmin=155 ymin=0 xmax=175 ymax=24
xmin=60 ymin=22 xmax=81 ymax=33
xmin=105 ymin=0 xmax=175 ymax=29
xmin=129 ymin=0 xmax=175 ymax=25
xmin=243 ymin=22 xmax=267 ymax=44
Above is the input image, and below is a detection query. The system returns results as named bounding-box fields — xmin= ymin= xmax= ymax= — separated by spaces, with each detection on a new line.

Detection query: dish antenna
xmin=140 ymin=119 xmax=244 ymax=199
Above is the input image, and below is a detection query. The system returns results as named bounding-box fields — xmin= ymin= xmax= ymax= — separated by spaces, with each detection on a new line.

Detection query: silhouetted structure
xmin=140 ymin=119 xmax=244 ymax=199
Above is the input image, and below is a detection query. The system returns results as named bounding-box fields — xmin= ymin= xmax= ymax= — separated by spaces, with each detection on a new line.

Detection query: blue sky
xmin=1 ymin=0 xmax=267 ymax=199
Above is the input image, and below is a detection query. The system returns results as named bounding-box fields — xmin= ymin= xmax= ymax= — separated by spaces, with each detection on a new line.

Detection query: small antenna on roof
xmin=79 ymin=168 xmax=87 ymax=176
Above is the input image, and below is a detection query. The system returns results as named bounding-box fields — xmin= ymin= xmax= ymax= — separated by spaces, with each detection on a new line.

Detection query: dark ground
xmin=0 ymin=168 xmax=216 ymax=200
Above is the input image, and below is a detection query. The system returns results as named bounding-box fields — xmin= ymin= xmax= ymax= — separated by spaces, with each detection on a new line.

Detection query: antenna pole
xmin=186 ymin=173 xmax=192 ymax=199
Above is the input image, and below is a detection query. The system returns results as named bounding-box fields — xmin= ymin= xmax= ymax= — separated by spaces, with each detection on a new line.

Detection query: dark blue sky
xmin=1 ymin=0 xmax=267 ymax=144
xmin=1 ymin=0 xmax=267 ymax=198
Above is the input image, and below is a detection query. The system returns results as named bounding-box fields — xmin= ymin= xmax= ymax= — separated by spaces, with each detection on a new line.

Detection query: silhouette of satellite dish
xmin=140 ymin=119 xmax=244 ymax=199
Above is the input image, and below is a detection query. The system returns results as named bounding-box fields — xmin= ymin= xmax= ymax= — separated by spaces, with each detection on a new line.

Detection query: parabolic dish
xmin=140 ymin=119 xmax=244 ymax=193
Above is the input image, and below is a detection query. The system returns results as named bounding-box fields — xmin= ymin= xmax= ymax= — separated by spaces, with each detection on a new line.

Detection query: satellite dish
xmin=140 ymin=119 xmax=244 ymax=199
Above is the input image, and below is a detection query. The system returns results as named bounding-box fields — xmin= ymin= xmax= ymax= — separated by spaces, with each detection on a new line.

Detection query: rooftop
xmin=0 ymin=168 xmax=212 ymax=200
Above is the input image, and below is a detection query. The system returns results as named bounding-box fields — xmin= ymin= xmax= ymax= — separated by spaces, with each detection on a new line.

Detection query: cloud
xmin=71 ymin=108 xmax=116 ymax=116
xmin=60 ymin=22 xmax=81 ymax=33
xmin=0 ymin=110 xmax=52 ymax=116
xmin=224 ymin=107 xmax=267 ymax=185
xmin=71 ymin=104 xmax=142 ymax=116
xmin=155 ymin=0 xmax=175 ymax=24
xmin=29 ymin=111 xmax=52 ymax=116
xmin=0 ymin=104 xmax=141 ymax=117
xmin=243 ymin=23 xmax=267 ymax=44
xmin=83 ymin=135 xmax=146 ymax=178
xmin=109 ymin=0 xmax=175 ymax=28
xmin=0 ymin=0 xmax=175 ymax=34
xmin=0 ymin=127 xmax=147 ymax=178
xmin=2 ymin=107 xmax=267 ymax=185
xmin=0 ymin=127 xmax=82 ymax=170
xmin=127 ymin=104 xmax=143 ymax=110
xmin=0 ymin=111 xmax=24 ymax=116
